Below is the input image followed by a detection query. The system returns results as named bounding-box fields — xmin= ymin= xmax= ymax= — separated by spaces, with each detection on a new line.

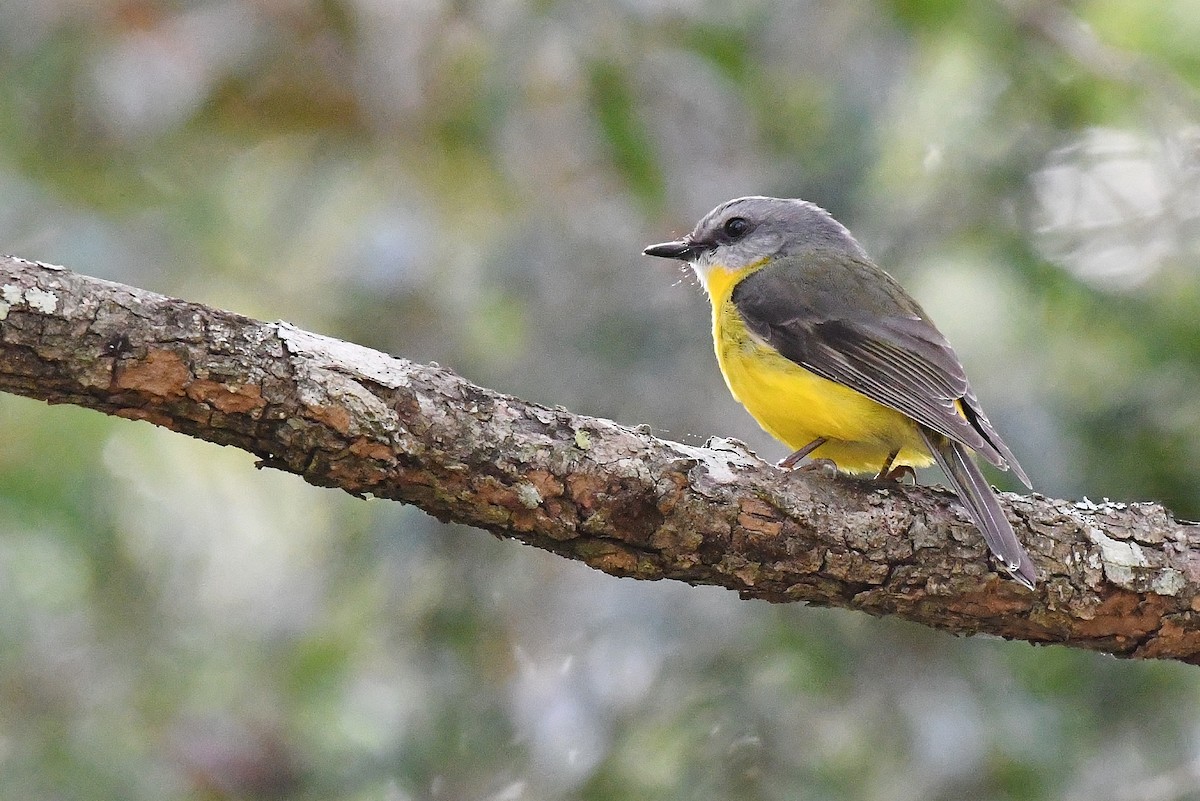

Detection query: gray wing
xmin=732 ymin=252 xmax=1030 ymax=486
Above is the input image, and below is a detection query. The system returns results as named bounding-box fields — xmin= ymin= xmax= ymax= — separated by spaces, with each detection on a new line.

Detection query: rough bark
xmin=2 ymin=255 xmax=1199 ymax=663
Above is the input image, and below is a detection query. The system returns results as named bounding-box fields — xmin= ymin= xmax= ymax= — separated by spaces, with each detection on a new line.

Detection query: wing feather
xmin=732 ymin=252 xmax=1029 ymax=486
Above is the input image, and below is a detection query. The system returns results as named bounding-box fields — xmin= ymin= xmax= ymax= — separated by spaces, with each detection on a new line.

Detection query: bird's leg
xmin=876 ymin=448 xmax=916 ymax=484
xmin=778 ymin=437 xmax=829 ymax=470
xmin=875 ymin=448 xmax=899 ymax=478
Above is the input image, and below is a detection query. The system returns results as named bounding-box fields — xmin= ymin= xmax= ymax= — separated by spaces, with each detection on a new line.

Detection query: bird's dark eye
xmin=722 ymin=216 xmax=750 ymax=240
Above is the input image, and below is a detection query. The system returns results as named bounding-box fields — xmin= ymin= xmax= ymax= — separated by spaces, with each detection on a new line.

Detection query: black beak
xmin=643 ymin=237 xmax=706 ymax=261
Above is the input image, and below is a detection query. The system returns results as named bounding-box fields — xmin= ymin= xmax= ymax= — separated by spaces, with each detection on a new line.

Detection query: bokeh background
xmin=3 ymin=1 xmax=1200 ymax=799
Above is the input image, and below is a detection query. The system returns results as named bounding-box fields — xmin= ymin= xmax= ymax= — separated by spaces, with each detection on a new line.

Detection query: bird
xmin=644 ymin=196 xmax=1036 ymax=588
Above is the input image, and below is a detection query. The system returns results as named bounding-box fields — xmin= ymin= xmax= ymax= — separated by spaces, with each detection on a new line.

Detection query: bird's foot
xmin=777 ymin=437 xmax=828 ymax=469
xmin=779 ymin=456 xmax=839 ymax=478
xmin=877 ymin=465 xmax=917 ymax=484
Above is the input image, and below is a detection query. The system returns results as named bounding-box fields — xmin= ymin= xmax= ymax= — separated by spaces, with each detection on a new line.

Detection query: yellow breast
xmin=701 ymin=263 xmax=933 ymax=474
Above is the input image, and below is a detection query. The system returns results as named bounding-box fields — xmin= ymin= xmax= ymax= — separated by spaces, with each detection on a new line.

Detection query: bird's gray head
xmin=643 ymin=196 xmax=868 ymax=279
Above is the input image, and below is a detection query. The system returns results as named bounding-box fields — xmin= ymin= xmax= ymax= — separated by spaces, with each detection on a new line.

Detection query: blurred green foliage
xmin=3 ymin=1 xmax=1200 ymax=799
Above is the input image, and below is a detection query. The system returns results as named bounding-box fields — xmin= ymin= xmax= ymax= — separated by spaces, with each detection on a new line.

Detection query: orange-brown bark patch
xmin=525 ymin=469 xmax=564 ymax=499
xmin=737 ymin=497 xmax=783 ymax=538
xmin=1135 ymin=615 xmax=1200 ymax=660
xmin=113 ymin=406 xmax=175 ymax=428
xmin=186 ymin=379 xmax=266 ymax=414
xmin=348 ymin=437 xmax=395 ymax=461
xmin=115 ymin=348 xmax=189 ymax=398
xmin=474 ymin=476 xmax=520 ymax=509
xmin=308 ymin=404 xmax=351 ymax=434
xmin=1072 ymin=590 xmax=1169 ymax=639
xmin=583 ymin=543 xmax=639 ymax=575
xmin=566 ymin=473 xmax=608 ymax=510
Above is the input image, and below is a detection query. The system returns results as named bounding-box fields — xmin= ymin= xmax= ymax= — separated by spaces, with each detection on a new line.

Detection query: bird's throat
xmin=695 ymin=256 xmax=769 ymax=308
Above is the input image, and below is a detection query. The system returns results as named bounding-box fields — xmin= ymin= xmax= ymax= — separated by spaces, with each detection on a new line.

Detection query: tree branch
xmin=3 ymin=255 xmax=1199 ymax=663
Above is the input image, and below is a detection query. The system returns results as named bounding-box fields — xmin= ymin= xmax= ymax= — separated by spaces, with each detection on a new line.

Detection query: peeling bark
xmin=3 ymin=255 xmax=1200 ymax=663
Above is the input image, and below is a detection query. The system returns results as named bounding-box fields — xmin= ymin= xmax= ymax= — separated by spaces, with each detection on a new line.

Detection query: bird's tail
xmin=920 ymin=428 xmax=1037 ymax=589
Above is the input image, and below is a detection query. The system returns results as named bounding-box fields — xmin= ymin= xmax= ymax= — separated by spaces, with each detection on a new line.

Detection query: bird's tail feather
xmin=920 ymin=428 xmax=1037 ymax=589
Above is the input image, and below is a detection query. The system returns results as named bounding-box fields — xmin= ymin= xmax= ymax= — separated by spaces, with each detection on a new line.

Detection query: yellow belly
xmin=713 ymin=300 xmax=933 ymax=474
